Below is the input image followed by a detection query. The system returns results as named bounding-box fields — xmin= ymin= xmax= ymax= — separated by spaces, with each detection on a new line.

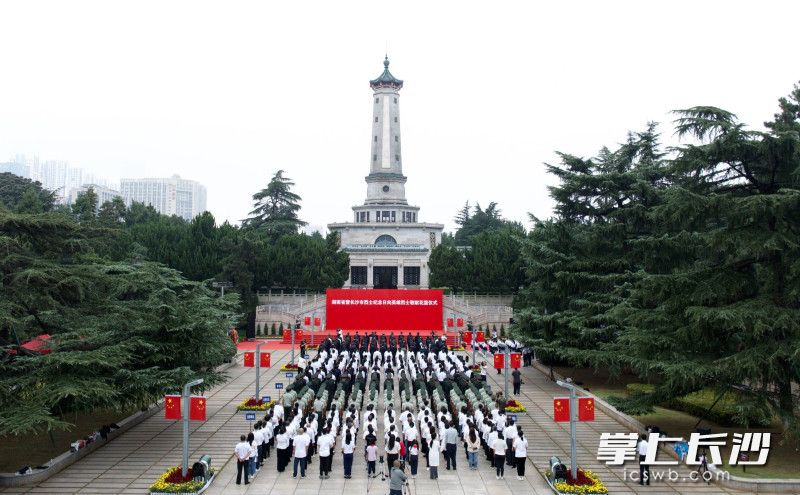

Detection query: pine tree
xmin=242 ymin=170 xmax=307 ymax=237
xmin=72 ymin=187 xmax=98 ymax=224
xmin=454 ymin=201 xmax=470 ymax=226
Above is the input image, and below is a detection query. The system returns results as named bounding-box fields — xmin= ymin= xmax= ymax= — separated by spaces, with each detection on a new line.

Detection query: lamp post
xmin=181 ymin=378 xmax=204 ymax=477
xmin=255 ymin=341 xmax=265 ymax=400
xmin=556 ymin=378 xmax=579 ymax=479
xmin=504 ymin=344 xmax=510 ymax=399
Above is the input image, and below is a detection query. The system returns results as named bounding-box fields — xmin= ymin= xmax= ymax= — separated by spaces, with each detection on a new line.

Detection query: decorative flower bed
xmin=150 ymin=466 xmax=213 ymax=494
xmin=468 ymin=365 xmax=480 ymax=372
xmin=236 ymin=397 xmax=275 ymax=411
xmin=449 ymin=345 xmax=466 ymax=351
xmin=280 ymin=363 xmax=299 ymax=372
xmin=504 ymin=399 xmax=526 ymax=412
xmin=545 ymin=468 xmax=608 ymax=494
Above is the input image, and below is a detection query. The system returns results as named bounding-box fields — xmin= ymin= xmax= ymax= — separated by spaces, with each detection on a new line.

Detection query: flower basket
xmin=149 ymin=466 xmax=214 ymax=494
xmin=236 ymin=397 xmax=276 ymax=412
xmin=504 ymin=399 xmax=526 ymax=412
xmin=449 ymin=346 xmax=466 ymax=351
xmin=545 ymin=468 xmax=608 ymax=494
xmin=280 ymin=364 xmax=299 ymax=372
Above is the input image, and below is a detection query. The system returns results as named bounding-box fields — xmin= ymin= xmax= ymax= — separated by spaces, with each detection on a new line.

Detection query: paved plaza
xmin=0 ymin=346 xmax=775 ymax=495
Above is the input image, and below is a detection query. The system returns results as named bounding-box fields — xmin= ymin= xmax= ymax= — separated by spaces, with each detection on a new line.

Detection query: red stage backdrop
xmin=326 ymin=289 xmax=443 ymax=331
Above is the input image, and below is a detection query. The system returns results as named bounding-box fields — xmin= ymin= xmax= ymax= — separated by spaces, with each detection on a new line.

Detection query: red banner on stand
xmin=578 ymin=397 xmax=595 ymax=421
xmin=510 ymin=353 xmax=522 ymax=369
xmin=447 ymin=318 xmax=454 ymax=328
xmin=463 ymin=332 xmax=472 ymax=345
xmin=189 ymin=396 xmax=206 ymax=421
xmin=554 ymin=397 xmax=570 ymax=422
xmin=304 ymin=316 xmax=311 ymax=326
xmin=260 ymin=352 xmax=271 ymax=367
xmin=456 ymin=318 xmax=464 ymax=327
xmin=313 ymin=317 xmax=320 ymax=327
xmin=493 ymin=353 xmax=505 ymax=369
xmin=164 ymin=395 xmax=181 ymax=420
xmin=476 ymin=332 xmax=485 ymax=343
xmin=325 ymin=289 xmax=443 ymax=331
xmin=243 ymin=352 xmax=254 ymax=367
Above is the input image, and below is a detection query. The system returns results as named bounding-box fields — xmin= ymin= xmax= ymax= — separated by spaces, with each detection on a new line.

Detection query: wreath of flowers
xmin=149 ymin=466 xmax=211 ymax=494
xmin=280 ymin=363 xmax=299 ymax=372
xmin=236 ymin=397 xmax=275 ymax=411
xmin=504 ymin=399 xmax=526 ymax=412
xmin=546 ymin=468 xmax=608 ymax=494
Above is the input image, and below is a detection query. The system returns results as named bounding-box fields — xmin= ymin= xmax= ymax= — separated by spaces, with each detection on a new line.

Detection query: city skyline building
xmin=328 ymin=57 xmax=444 ymax=289
xmin=120 ymin=175 xmax=207 ymax=221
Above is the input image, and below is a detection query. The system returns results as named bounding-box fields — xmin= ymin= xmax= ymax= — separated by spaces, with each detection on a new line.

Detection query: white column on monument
xmin=367 ymin=259 xmax=374 ymax=288
xmin=381 ymin=95 xmax=391 ymax=169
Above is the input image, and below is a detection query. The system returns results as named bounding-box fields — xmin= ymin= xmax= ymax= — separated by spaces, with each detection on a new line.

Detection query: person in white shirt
xmin=275 ymin=425 xmax=290 ymax=472
xmin=317 ymin=427 xmax=335 ymax=479
xmin=234 ymin=435 xmax=251 ymax=485
xmin=637 ymin=434 xmax=650 ymax=485
xmin=513 ymin=429 xmax=528 ymax=479
xmin=492 ymin=432 xmax=507 ymax=479
xmin=292 ymin=428 xmax=311 ymax=478
xmin=428 ymin=432 xmax=440 ymax=479
xmin=253 ymin=424 xmax=265 ymax=468
xmin=341 ymin=428 xmax=356 ymax=478
xmin=503 ymin=420 xmax=518 ymax=466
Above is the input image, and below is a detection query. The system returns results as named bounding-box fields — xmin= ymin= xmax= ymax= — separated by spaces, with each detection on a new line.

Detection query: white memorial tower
xmin=328 ymin=57 xmax=444 ymax=289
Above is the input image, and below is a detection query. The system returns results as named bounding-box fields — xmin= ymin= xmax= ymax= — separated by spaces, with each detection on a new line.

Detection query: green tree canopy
xmin=0 ymin=173 xmax=57 ymax=212
xmin=242 ymin=170 xmax=307 ymax=237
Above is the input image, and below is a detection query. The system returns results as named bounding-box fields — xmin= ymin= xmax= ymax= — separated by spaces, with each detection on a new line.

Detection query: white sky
xmin=1 ymin=1 xmax=798 ymax=233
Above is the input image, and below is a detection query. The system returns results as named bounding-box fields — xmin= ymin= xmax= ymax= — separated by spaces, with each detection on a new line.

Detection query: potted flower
xmin=236 ymin=397 xmax=275 ymax=411
xmin=545 ymin=467 xmax=608 ymax=494
xmin=504 ymin=399 xmax=526 ymax=412
xmin=149 ymin=466 xmax=213 ymax=494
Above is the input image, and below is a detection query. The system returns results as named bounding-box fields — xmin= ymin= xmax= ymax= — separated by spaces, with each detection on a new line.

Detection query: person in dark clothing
xmin=512 ymin=369 xmax=522 ymax=395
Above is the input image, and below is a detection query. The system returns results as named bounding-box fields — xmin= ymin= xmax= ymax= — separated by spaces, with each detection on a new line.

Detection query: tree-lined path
xmin=1 ymin=347 xmax=774 ymax=494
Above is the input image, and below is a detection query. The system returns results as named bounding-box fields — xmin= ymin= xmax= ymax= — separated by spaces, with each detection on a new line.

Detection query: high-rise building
xmin=328 ymin=57 xmax=444 ymax=288
xmin=67 ymin=184 xmax=127 ymax=207
xmin=120 ymin=175 xmax=207 ymax=221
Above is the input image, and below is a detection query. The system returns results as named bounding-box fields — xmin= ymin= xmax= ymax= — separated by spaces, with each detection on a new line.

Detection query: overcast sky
xmin=2 ymin=1 xmax=798 ymax=233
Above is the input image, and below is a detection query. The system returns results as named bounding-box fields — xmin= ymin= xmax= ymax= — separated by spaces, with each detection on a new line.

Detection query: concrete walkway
xmin=1 ymin=348 xmax=783 ymax=494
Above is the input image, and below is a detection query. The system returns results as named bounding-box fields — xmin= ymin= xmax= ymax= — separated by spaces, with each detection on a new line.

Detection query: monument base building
xmin=328 ymin=57 xmax=443 ymax=289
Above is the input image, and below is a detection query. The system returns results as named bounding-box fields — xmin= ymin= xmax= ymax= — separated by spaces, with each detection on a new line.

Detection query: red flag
xmin=260 ymin=352 xmax=271 ymax=367
xmin=283 ymin=329 xmax=290 ymax=340
xmin=164 ymin=395 xmax=181 ymax=420
xmin=313 ymin=317 xmax=320 ymax=326
xmin=493 ymin=353 xmax=505 ymax=369
xmin=446 ymin=318 xmax=454 ymax=328
xmin=510 ymin=353 xmax=522 ymax=369
xmin=462 ymin=332 xmax=472 ymax=344
xmin=189 ymin=396 xmax=206 ymax=421
xmin=243 ymin=352 xmax=254 ymax=367
xmin=554 ymin=397 xmax=570 ymax=422
xmin=476 ymin=332 xmax=485 ymax=343
xmin=578 ymin=397 xmax=595 ymax=421
xmin=456 ymin=318 xmax=464 ymax=327
xmin=304 ymin=316 xmax=311 ymax=326
xmin=297 ymin=329 xmax=304 ymax=339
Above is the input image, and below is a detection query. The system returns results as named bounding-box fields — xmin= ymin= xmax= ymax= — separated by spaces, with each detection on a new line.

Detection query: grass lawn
xmin=0 ymin=408 xmax=139 ymax=473
xmin=554 ymin=366 xmax=800 ymax=479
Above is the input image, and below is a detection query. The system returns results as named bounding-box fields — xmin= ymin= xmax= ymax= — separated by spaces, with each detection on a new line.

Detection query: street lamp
xmin=181 ymin=378 xmax=204 ymax=477
xmin=556 ymin=378 xmax=579 ymax=480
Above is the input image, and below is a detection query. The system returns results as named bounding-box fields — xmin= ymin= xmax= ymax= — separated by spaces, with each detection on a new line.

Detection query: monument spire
xmin=366 ymin=56 xmax=406 ymax=205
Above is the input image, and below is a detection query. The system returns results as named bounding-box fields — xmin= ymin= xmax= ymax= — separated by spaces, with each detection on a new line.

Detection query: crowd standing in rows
xmin=232 ymin=331 xmax=530 ymax=485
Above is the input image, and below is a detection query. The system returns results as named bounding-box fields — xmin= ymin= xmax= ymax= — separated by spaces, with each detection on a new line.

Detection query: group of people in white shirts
xmin=233 ymin=334 xmax=530 ymax=484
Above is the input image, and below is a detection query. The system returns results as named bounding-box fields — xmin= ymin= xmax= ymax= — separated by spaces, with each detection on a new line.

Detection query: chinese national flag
xmin=243 ymin=351 xmax=254 ymax=367
xmin=578 ymin=397 xmax=595 ymax=421
xmin=189 ymin=396 xmax=206 ymax=421
xmin=476 ymin=332 xmax=485 ymax=343
xmin=554 ymin=397 xmax=570 ymax=422
xmin=493 ymin=353 xmax=505 ymax=369
xmin=260 ymin=352 xmax=271 ymax=367
xmin=313 ymin=317 xmax=320 ymax=326
xmin=164 ymin=395 xmax=181 ymax=420
xmin=463 ymin=332 xmax=472 ymax=344
xmin=456 ymin=318 xmax=464 ymax=327
xmin=304 ymin=316 xmax=311 ymax=326
xmin=447 ymin=318 xmax=454 ymax=328
xmin=510 ymin=353 xmax=522 ymax=369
